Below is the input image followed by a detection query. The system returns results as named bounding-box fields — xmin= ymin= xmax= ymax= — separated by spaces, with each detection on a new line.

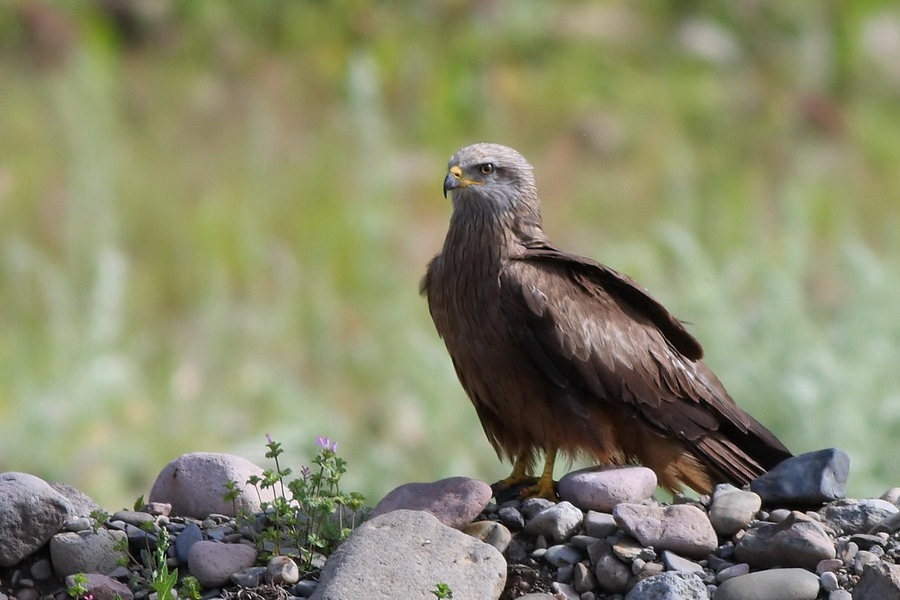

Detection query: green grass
xmin=1 ymin=1 xmax=899 ymax=507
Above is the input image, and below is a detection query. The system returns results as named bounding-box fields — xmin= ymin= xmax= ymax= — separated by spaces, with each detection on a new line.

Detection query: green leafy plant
xmin=111 ymin=515 xmax=180 ymax=600
xmin=179 ymin=576 xmax=203 ymax=600
xmin=431 ymin=582 xmax=454 ymax=599
xmin=239 ymin=434 xmax=366 ymax=575
xmin=88 ymin=509 xmax=110 ymax=535
xmin=66 ymin=573 xmax=91 ymax=600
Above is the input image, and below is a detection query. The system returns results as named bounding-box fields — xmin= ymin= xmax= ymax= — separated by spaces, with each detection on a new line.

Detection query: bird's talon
xmin=520 ymin=477 xmax=558 ymax=501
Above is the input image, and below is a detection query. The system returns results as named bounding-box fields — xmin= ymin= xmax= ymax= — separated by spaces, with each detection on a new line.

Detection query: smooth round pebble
xmin=715 ymin=568 xmax=820 ymax=600
xmin=462 ymin=520 xmax=512 ymax=553
xmin=267 ymin=555 xmax=300 ymax=584
xmin=557 ymin=466 xmax=657 ymax=511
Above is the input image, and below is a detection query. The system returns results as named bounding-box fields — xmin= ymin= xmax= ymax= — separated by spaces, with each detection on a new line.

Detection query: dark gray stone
xmin=852 ymin=562 xmax=900 ymax=599
xmin=174 ymin=522 xmax=203 ymax=564
xmin=0 ymin=473 xmax=73 ymax=567
xmin=750 ymin=448 xmax=849 ymax=506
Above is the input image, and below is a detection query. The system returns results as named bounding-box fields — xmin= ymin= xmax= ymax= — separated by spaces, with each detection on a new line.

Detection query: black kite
xmin=421 ymin=143 xmax=792 ymax=499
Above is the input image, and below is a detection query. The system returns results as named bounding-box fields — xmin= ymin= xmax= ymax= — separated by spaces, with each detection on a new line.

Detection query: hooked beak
xmin=443 ymin=165 xmax=463 ymax=198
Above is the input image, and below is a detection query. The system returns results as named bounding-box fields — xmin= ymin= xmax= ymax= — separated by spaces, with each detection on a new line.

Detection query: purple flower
xmin=265 ymin=433 xmax=273 ymax=445
xmin=316 ymin=435 xmax=338 ymax=452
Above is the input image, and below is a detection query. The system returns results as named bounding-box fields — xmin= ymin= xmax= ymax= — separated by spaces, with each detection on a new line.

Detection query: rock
xmin=716 ymin=563 xmax=750 ymax=583
xmin=50 ymin=483 xmax=101 ymax=519
xmin=594 ymin=553 xmax=631 ymax=593
xmin=524 ymin=501 xmax=584 ymax=543
xmin=49 ymin=529 xmax=128 ymax=577
xmin=520 ymin=498 xmax=556 ymax=519
xmin=29 ymin=558 xmax=53 ymax=580
xmin=187 ymin=540 xmax=258 ymax=588
xmin=557 ymin=466 xmax=657 ymax=511
xmin=830 ymin=591 xmax=852 ymax=600
xmin=853 ymin=550 xmax=882 ymax=575
xmin=267 ymin=555 xmax=300 ymax=585
xmin=111 ymin=510 xmax=156 ymax=528
xmin=291 ymin=580 xmax=319 ymax=597
xmin=551 ymin=581 xmax=579 ymax=599
xmin=370 ymin=477 xmax=491 ymax=529
xmin=853 ymin=562 xmax=900 ymax=600
xmin=660 ymin=549 xmax=703 ymax=573
xmin=611 ymin=537 xmax=646 ymax=563
xmin=498 ymin=506 xmax=525 ymax=530
xmin=231 ymin=566 xmax=267 ymax=588
xmin=148 ymin=452 xmax=276 ymax=519
xmin=0 ymin=472 xmax=74 ymax=567
xmin=573 ymin=562 xmax=597 ymax=593
xmin=821 ymin=570 xmax=839 ymax=591
xmin=543 ymin=544 xmax=584 ymax=567
xmin=613 ymin=503 xmax=717 ymax=558
xmin=310 ymin=509 xmax=505 ymax=600
xmin=750 ymin=448 xmax=849 ymax=505
xmin=715 ymin=568 xmax=820 ymax=600
xmin=64 ymin=573 xmax=133 ymax=600
xmin=174 ymin=522 xmax=203 ymax=564
xmin=462 ymin=520 xmax=512 ymax=553
xmin=819 ymin=499 xmax=899 ymax=535
xmin=708 ymin=484 xmax=761 ymax=536
xmin=624 ymin=571 xmax=707 ymax=600
xmin=880 ymin=488 xmax=900 ymax=506
xmin=734 ymin=513 xmax=835 ymax=569
xmin=584 ymin=511 xmax=618 ymax=538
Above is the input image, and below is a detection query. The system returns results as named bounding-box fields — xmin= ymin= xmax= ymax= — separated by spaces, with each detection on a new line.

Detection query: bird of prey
xmin=421 ymin=142 xmax=792 ymax=500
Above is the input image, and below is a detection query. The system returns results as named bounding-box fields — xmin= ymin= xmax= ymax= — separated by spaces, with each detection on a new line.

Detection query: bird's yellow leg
xmin=522 ymin=448 xmax=558 ymax=500
xmin=495 ymin=452 xmax=534 ymax=490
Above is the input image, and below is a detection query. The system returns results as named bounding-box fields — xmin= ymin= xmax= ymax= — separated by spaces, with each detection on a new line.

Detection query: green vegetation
xmin=1 ymin=2 xmax=899 ymax=506
xmin=240 ymin=435 xmax=365 ymax=575
xmin=66 ymin=573 xmax=90 ymax=600
xmin=431 ymin=582 xmax=454 ymax=599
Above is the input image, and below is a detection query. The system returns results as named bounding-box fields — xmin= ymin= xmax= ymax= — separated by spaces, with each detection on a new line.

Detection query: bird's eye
xmin=479 ymin=163 xmax=495 ymax=175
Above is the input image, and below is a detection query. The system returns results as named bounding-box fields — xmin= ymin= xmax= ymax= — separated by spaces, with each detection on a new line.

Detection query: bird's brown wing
xmin=501 ymin=243 xmax=791 ymax=487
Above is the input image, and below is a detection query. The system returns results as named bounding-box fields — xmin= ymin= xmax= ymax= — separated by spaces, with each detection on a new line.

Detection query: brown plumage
xmin=420 ymin=143 xmax=792 ymax=499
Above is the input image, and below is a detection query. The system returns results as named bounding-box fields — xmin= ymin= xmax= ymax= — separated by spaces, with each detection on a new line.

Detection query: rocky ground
xmin=2 ymin=448 xmax=900 ymax=600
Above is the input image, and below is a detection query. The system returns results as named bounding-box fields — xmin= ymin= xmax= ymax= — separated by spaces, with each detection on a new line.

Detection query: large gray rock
xmin=624 ymin=571 xmax=707 ymax=600
xmin=148 ymin=452 xmax=276 ymax=519
xmin=49 ymin=529 xmax=128 ymax=577
xmin=0 ymin=472 xmax=74 ymax=567
xmin=187 ymin=540 xmax=258 ymax=588
xmin=853 ymin=562 xmax=900 ymax=600
xmin=716 ymin=568 xmax=820 ymax=600
xmin=734 ymin=513 xmax=835 ymax=569
xmin=613 ymin=503 xmax=717 ymax=558
xmin=820 ymin=499 xmax=899 ymax=535
xmin=750 ymin=448 xmax=848 ymax=505
xmin=371 ymin=477 xmax=491 ymax=529
xmin=310 ymin=509 xmax=505 ymax=600
xmin=557 ymin=466 xmax=657 ymax=512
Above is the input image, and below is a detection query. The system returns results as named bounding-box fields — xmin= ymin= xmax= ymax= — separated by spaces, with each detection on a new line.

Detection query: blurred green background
xmin=1 ymin=0 xmax=899 ymax=509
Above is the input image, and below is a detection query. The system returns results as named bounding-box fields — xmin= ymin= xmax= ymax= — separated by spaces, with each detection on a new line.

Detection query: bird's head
xmin=442 ymin=143 xmax=539 ymax=218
